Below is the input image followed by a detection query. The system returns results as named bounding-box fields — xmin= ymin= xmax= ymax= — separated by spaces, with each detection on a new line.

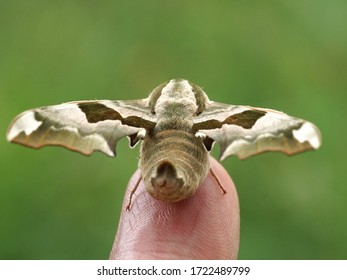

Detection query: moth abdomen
xmin=150 ymin=161 xmax=184 ymax=190
xmin=140 ymin=129 xmax=210 ymax=202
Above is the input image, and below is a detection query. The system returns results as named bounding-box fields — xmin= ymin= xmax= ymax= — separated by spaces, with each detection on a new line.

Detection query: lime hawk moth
xmin=7 ymin=79 xmax=321 ymax=209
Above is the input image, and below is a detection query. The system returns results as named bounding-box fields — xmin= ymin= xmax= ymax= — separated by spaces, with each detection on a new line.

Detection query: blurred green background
xmin=1 ymin=0 xmax=345 ymax=259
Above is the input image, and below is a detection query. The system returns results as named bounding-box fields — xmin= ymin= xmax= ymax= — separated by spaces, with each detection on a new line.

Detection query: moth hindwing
xmin=7 ymin=79 xmax=322 ymax=207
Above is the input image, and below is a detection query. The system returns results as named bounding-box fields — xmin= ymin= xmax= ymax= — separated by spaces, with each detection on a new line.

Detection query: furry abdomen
xmin=139 ymin=129 xmax=210 ymax=202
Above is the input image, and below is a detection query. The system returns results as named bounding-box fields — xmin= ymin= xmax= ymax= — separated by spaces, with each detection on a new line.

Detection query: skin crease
xmin=110 ymin=157 xmax=240 ymax=260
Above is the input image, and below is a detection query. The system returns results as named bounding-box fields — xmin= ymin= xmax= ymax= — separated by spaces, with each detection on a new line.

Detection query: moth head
xmin=146 ymin=160 xmax=195 ymax=202
xmin=148 ymin=79 xmax=209 ymax=116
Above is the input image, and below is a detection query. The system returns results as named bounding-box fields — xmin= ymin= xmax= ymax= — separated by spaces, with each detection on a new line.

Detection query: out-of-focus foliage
xmin=1 ymin=0 xmax=345 ymax=259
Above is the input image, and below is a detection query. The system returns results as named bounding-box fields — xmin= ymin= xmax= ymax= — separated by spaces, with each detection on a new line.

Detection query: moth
xmin=7 ymin=79 xmax=321 ymax=209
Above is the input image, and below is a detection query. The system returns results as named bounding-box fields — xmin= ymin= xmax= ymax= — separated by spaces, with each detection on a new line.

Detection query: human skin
xmin=110 ymin=157 xmax=240 ymax=259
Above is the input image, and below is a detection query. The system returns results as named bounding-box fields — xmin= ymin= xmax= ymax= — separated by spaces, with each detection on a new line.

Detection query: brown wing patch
xmin=79 ymin=102 xmax=155 ymax=129
xmin=193 ymin=109 xmax=266 ymax=132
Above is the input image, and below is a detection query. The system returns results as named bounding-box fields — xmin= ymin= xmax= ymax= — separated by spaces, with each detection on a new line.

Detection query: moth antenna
xmin=125 ymin=174 xmax=142 ymax=211
xmin=210 ymin=168 xmax=227 ymax=195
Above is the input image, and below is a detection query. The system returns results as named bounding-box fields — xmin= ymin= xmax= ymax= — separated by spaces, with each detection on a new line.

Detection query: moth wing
xmin=193 ymin=101 xmax=322 ymax=160
xmin=7 ymin=99 xmax=155 ymax=157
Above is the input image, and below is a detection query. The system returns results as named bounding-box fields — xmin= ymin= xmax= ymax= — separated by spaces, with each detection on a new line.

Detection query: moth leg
xmin=210 ymin=168 xmax=227 ymax=195
xmin=125 ymin=175 xmax=142 ymax=211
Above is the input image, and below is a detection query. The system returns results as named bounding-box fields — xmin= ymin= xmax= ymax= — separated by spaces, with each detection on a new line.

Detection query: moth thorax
xmin=140 ymin=130 xmax=210 ymax=202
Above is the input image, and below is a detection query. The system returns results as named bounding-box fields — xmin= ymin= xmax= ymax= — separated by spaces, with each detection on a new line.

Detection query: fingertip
xmin=110 ymin=157 xmax=240 ymax=259
xmin=208 ymin=156 xmax=240 ymax=258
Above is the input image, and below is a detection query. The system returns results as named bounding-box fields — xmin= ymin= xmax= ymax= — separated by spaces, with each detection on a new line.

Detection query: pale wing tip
xmin=6 ymin=111 xmax=42 ymax=142
xmin=6 ymin=110 xmax=117 ymax=158
xmin=219 ymin=121 xmax=322 ymax=161
xmin=293 ymin=121 xmax=322 ymax=150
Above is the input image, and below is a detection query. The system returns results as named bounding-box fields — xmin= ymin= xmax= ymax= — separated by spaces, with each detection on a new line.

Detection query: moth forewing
xmin=7 ymin=79 xmax=322 ymax=208
xmin=193 ymin=103 xmax=321 ymax=160
xmin=6 ymin=100 xmax=156 ymax=157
